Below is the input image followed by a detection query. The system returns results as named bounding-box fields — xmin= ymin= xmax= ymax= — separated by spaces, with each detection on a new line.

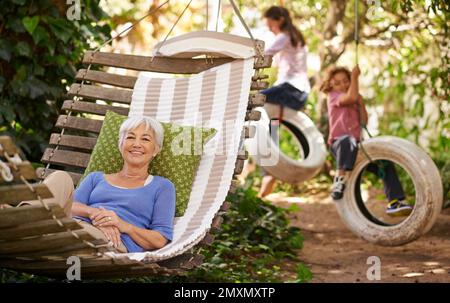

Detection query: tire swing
xmin=334 ymin=1 xmax=443 ymax=246
xmin=245 ymin=102 xmax=327 ymax=184
xmin=336 ymin=136 xmax=443 ymax=246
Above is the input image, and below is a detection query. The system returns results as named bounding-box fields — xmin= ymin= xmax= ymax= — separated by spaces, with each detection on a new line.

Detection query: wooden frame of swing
xmin=0 ymin=47 xmax=272 ymax=279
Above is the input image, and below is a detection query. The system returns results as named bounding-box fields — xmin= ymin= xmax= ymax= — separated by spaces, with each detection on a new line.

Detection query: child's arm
xmin=339 ymin=65 xmax=360 ymax=106
xmin=265 ymin=33 xmax=289 ymax=56
xmin=358 ymin=95 xmax=368 ymax=126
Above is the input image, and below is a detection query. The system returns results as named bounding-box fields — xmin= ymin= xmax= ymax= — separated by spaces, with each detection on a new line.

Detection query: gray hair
xmin=118 ymin=116 xmax=164 ymax=154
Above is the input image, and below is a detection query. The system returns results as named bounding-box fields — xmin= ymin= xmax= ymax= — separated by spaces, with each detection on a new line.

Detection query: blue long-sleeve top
xmin=73 ymin=172 xmax=176 ymax=253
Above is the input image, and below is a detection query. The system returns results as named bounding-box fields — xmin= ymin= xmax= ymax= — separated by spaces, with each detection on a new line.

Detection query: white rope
xmin=0 ymin=158 xmax=13 ymax=182
xmin=354 ymin=0 xmax=359 ymax=65
xmin=215 ymin=0 xmax=221 ymax=32
xmin=153 ymin=0 xmax=194 ymax=57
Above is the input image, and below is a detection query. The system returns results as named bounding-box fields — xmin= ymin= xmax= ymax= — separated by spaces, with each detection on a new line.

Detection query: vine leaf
xmin=22 ymin=16 xmax=40 ymax=35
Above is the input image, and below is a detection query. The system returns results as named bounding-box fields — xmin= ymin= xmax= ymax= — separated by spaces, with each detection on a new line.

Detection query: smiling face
xmin=121 ymin=123 xmax=158 ymax=168
xmin=330 ymin=72 xmax=351 ymax=94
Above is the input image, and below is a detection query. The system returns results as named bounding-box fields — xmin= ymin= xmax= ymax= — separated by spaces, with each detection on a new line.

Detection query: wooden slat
xmin=36 ymin=168 xmax=83 ymax=185
xmin=0 ymin=161 xmax=37 ymax=183
xmin=41 ymin=148 xmax=90 ymax=169
xmin=49 ymin=133 xmax=97 ymax=151
xmin=0 ymin=202 xmax=66 ymax=228
xmin=228 ymin=179 xmax=240 ymax=193
xmin=237 ymin=150 xmax=249 ymax=160
xmin=0 ymin=230 xmax=95 ymax=255
xmin=199 ymin=233 xmax=215 ymax=246
xmin=255 ymin=55 xmax=273 ymax=68
xmin=76 ymin=264 xmax=169 ymax=280
xmin=76 ymin=69 xmax=136 ymax=89
xmin=0 ymin=256 xmax=114 ymax=271
xmin=20 ymin=240 xmax=108 ymax=258
xmin=0 ymin=136 xmax=19 ymax=155
xmin=0 ymin=218 xmax=82 ymax=241
xmin=0 ymin=183 xmax=53 ymax=205
xmin=76 ymin=69 xmax=268 ymax=92
xmin=251 ymin=81 xmax=269 ymax=91
xmin=248 ymin=93 xmax=266 ymax=107
xmin=244 ymin=125 xmax=256 ymax=139
xmin=210 ymin=215 xmax=223 ymax=232
xmin=234 ymin=158 xmax=245 ymax=175
xmin=68 ymin=84 xmax=132 ymax=104
xmin=55 ymin=115 xmax=103 ymax=133
xmin=0 ymin=256 xmax=190 ymax=279
xmin=245 ymin=110 xmax=262 ymax=121
xmin=158 ymin=253 xmax=204 ymax=270
xmin=252 ymin=74 xmax=269 ymax=81
xmin=220 ymin=201 xmax=231 ymax=212
xmin=62 ymin=100 xmax=129 ymax=116
xmin=83 ymin=51 xmax=235 ymax=74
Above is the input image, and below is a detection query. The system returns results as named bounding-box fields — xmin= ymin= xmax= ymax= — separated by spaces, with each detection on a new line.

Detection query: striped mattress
xmin=106 ymin=57 xmax=254 ymax=262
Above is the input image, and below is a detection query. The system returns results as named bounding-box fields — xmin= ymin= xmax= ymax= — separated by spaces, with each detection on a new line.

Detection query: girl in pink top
xmin=321 ymin=65 xmax=412 ymax=216
xmin=258 ymin=6 xmax=311 ymax=198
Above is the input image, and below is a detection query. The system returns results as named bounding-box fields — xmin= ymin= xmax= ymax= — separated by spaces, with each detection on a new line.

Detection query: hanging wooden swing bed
xmin=0 ymin=0 xmax=272 ymax=279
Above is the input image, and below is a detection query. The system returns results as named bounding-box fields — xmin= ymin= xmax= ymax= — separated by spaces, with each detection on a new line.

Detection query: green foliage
xmin=0 ymin=0 xmax=111 ymax=161
xmin=279 ymin=125 xmax=303 ymax=161
xmin=295 ymin=263 xmax=313 ymax=283
xmin=142 ymin=186 xmax=308 ymax=283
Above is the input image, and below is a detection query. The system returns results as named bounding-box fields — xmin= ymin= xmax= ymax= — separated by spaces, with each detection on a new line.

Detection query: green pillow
xmin=81 ymin=110 xmax=217 ymax=216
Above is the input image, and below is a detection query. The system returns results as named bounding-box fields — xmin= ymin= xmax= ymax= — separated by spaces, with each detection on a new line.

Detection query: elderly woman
xmin=72 ymin=116 xmax=176 ymax=253
xmin=19 ymin=116 xmax=176 ymax=253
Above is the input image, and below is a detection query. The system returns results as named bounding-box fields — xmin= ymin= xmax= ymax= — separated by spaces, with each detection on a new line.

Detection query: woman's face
xmin=121 ymin=123 xmax=158 ymax=167
xmin=266 ymin=17 xmax=283 ymax=34
xmin=330 ymin=72 xmax=351 ymax=93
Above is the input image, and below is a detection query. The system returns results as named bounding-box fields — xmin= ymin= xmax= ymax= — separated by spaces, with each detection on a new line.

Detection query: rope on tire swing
xmin=353 ymin=0 xmax=387 ymax=179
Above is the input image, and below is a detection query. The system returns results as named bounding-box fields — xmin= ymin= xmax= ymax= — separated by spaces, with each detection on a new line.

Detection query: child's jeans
xmin=330 ymin=135 xmax=405 ymax=201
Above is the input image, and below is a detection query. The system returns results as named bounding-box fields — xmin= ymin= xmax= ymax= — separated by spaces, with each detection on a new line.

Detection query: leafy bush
xmin=0 ymin=0 xmax=110 ymax=161
xmin=137 ymin=186 xmax=309 ymax=283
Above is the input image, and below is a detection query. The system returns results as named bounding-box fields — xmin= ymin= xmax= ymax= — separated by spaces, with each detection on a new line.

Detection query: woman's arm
xmin=91 ymin=209 xmax=168 ymax=249
xmin=91 ymin=181 xmax=176 ymax=251
xmin=339 ymin=65 xmax=360 ymax=106
xmin=122 ymin=223 xmax=168 ymax=250
xmin=71 ymin=201 xmax=99 ymax=218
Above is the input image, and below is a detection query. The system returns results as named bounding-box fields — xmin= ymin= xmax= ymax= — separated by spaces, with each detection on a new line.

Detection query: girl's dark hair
xmin=319 ymin=66 xmax=351 ymax=93
xmin=264 ymin=6 xmax=306 ymax=48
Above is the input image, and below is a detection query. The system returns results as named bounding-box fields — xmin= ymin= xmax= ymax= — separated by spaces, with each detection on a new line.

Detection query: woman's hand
xmin=97 ymin=225 xmax=122 ymax=249
xmin=90 ymin=207 xmax=130 ymax=233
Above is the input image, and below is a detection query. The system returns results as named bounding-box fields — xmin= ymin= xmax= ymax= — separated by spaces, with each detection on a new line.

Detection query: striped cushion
xmin=153 ymin=31 xmax=257 ymax=59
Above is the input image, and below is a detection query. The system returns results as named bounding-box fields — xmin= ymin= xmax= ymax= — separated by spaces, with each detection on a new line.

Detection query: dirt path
xmin=266 ymin=191 xmax=450 ymax=283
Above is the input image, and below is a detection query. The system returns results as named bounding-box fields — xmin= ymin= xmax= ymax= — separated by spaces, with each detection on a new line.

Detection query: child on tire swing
xmin=320 ymin=65 xmax=413 ymax=216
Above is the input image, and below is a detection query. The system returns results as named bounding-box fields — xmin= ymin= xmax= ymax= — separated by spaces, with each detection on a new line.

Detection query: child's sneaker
xmin=386 ymin=199 xmax=413 ymax=217
xmin=331 ymin=176 xmax=346 ymax=200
